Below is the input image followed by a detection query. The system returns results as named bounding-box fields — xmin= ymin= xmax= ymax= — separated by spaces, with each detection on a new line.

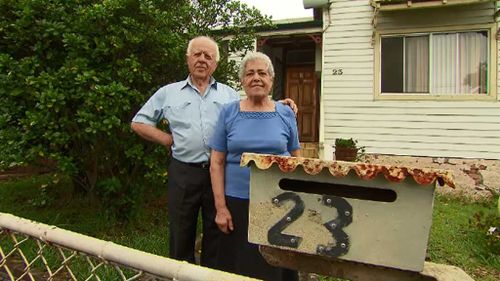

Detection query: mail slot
xmin=242 ymin=153 xmax=454 ymax=272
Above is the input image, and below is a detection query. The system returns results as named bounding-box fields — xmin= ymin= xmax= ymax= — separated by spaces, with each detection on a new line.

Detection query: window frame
xmin=374 ymin=23 xmax=497 ymax=101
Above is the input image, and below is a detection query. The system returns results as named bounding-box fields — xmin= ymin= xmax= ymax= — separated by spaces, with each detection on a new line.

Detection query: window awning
xmin=369 ymin=0 xmax=500 ymax=44
xmin=370 ymin=0 xmax=497 ymax=11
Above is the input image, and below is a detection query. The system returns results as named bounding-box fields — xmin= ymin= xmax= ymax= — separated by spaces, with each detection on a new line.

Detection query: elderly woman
xmin=209 ymin=52 xmax=300 ymax=280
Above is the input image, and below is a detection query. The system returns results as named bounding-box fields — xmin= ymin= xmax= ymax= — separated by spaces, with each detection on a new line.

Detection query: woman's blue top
xmin=209 ymin=100 xmax=300 ymax=199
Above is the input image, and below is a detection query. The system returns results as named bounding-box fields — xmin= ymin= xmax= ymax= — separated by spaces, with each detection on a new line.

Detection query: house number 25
xmin=267 ymin=192 xmax=353 ymax=257
xmin=332 ymin=68 xmax=343 ymax=75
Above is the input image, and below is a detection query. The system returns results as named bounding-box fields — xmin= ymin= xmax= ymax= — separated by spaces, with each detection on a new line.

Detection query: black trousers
xmin=217 ymin=196 xmax=298 ymax=281
xmin=167 ymin=158 xmax=219 ymax=268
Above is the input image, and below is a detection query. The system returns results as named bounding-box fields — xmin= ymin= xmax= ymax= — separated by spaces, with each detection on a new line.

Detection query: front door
xmin=285 ymin=66 xmax=318 ymax=142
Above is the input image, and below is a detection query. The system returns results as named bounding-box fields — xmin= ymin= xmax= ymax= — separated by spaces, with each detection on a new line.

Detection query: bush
xmin=0 ymin=0 xmax=271 ymax=218
xmin=334 ymin=138 xmax=358 ymax=149
xmin=334 ymin=137 xmax=366 ymax=161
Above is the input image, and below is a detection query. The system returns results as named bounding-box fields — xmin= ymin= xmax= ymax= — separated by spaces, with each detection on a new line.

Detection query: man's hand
xmin=279 ymin=98 xmax=298 ymax=115
xmin=215 ymin=207 xmax=234 ymax=234
xmin=165 ymin=133 xmax=173 ymax=155
xmin=131 ymin=122 xmax=173 ymax=148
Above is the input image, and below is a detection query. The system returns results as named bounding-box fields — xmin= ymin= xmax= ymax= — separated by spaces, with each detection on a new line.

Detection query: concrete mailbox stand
xmin=242 ymin=153 xmax=472 ymax=281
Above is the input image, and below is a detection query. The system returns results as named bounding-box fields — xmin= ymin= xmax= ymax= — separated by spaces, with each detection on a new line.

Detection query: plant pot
xmin=334 ymin=147 xmax=358 ymax=161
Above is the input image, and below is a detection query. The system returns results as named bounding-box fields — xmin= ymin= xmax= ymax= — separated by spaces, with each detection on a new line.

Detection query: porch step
xmin=300 ymin=142 xmax=319 ymax=158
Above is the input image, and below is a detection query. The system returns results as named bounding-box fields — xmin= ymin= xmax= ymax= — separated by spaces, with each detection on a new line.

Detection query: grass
xmin=428 ymin=195 xmax=499 ymax=280
xmin=0 ymin=175 xmax=169 ymax=256
xmin=0 ymin=175 xmax=499 ymax=280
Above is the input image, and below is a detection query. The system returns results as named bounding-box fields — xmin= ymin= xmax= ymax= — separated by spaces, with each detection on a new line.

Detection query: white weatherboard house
xmin=242 ymin=0 xmax=500 ymax=197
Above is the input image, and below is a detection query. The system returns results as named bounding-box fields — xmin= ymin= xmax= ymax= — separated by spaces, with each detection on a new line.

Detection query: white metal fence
xmin=0 ymin=212 xmax=258 ymax=281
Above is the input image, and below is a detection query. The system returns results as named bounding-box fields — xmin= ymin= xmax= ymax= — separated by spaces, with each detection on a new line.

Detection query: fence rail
xmin=0 ymin=212 xmax=258 ymax=281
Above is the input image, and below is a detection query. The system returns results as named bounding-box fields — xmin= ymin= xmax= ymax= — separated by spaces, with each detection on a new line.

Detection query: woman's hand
xmin=210 ymin=150 xmax=232 ymax=233
xmin=215 ymin=207 xmax=234 ymax=234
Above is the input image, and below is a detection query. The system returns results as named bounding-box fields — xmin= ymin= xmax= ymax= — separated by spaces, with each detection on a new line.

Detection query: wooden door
xmin=285 ymin=66 xmax=318 ymax=142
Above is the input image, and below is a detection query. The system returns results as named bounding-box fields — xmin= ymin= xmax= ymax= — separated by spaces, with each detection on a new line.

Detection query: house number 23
xmin=267 ymin=192 xmax=353 ymax=257
xmin=332 ymin=68 xmax=343 ymax=75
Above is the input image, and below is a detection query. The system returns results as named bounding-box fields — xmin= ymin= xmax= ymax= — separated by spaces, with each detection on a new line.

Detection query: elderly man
xmin=131 ymin=36 xmax=295 ymax=268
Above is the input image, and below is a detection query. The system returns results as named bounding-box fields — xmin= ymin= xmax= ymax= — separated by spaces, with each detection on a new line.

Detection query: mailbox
xmin=243 ymin=153 xmax=454 ymax=272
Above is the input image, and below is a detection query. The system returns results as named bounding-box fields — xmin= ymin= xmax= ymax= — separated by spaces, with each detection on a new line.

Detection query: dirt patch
xmin=0 ymin=158 xmax=56 ymax=181
xmin=0 ymin=255 xmax=56 ymax=281
xmin=365 ymin=154 xmax=500 ymax=200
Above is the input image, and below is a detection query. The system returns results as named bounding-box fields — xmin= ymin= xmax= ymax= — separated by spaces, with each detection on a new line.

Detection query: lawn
xmin=0 ymin=174 xmax=169 ymax=256
xmin=0 ymin=174 xmax=498 ymax=280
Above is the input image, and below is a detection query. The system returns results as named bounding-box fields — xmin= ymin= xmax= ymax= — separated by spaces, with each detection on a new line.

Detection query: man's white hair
xmin=186 ymin=36 xmax=220 ymax=62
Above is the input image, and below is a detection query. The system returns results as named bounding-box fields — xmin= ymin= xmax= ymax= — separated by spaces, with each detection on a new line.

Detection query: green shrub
xmin=334 ymin=137 xmax=366 ymax=161
xmin=334 ymin=138 xmax=358 ymax=149
xmin=0 ymin=0 xmax=271 ymax=219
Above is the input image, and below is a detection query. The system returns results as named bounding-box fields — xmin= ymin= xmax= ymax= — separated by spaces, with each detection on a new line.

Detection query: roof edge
xmin=240 ymin=153 xmax=455 ymax=188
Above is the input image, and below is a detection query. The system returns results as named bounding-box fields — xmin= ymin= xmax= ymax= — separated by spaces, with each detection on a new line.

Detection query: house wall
xmin=320 ymin=0 xmax=500 ymax=162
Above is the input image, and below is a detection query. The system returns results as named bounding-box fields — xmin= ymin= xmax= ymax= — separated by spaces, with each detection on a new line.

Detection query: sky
xmin=238 ymin=0 xmax=313 ymax=20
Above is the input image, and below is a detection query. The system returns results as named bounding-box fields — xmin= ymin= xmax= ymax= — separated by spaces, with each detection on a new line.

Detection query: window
xmin=381 ymin=30 xmax=488 ymax=95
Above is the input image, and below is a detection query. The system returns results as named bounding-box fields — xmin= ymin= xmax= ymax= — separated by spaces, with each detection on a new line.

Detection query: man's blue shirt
xmin=132 ymin=76 xmax=239 ymax=163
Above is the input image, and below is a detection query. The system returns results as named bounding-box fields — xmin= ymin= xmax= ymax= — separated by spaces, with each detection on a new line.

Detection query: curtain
xmin=459 ymin=32 xmax=487 ymax=94
xmin=405 ymin=35 xmax=429 ymax=93
xmin=432 ymin=33 xmax=458 ymax=94
xmin=432 ymin=32 xmax=487 ymax=95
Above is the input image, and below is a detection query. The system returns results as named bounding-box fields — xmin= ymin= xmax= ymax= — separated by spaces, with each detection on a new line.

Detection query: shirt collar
xmin=183 ymin=76 xmax=218 ymax=91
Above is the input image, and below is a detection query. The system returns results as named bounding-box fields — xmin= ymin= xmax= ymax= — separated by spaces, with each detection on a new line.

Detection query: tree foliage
xmin=0 ymin=0 xmax=272 ymax=218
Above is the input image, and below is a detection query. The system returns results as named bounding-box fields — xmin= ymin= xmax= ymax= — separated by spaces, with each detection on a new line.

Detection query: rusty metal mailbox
xmin=243 ymin=153 xmax=454 ymax=272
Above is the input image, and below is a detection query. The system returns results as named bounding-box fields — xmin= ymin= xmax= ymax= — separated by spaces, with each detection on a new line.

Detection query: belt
xmin=175 ymin=159 xmax=210 ymax=169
